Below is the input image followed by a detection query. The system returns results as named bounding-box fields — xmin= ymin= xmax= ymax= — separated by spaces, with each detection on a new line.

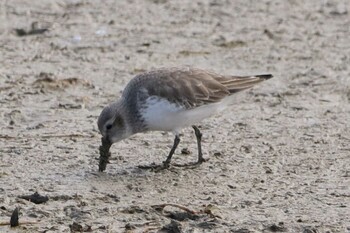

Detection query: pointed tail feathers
xmin=222 ymin=74 xmax=273 ymax=94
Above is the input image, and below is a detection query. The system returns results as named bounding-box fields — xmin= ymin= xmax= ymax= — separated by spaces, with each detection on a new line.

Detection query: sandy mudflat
xmin=0 ymin=0 xmax=349 ymax=232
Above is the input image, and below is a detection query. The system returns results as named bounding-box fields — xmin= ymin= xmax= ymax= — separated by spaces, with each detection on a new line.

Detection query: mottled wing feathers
xmin=125 ymin=68 xmax=272 ymax=109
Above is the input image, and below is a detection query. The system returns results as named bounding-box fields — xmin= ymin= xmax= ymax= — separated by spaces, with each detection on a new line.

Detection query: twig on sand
xmin=0 ymin=134 xmax=93 ymax=140
xmin=0 ymin=207 xmax=39 ymax=227
xmin=151 ymin=203 xmax=197 ymax=215
xmin=152 ymin=203 xmax=223 ymax=219
xmin=41 ymin=134 xmax=93 ymax=138
xmin=0 ymin=221 xmax=39 ymax=226
xmin=0 ymin=135 xmax=15 ymax=139
xmin=125 ymin=221 xmax=160 ymax=232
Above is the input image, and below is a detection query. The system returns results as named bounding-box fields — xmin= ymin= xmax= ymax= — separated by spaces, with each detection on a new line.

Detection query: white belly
xmin=141 ymin=96 xmax=225 ymax=133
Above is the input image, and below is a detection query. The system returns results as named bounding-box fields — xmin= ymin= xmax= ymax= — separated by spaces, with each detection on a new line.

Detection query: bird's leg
xmin=172 ymin=126 xmax=207 ymax=168
xmin=138 ymin=135 xmax=180 ymax=171
xmin=192 ymin=125 xmax=207 ymax=164
xmin=163 ymin=135 xmax=181 ymax=167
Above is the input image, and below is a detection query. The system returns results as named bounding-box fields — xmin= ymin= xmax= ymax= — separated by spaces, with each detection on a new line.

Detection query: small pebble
xmin=181 ymin=148 xmax=191 ymax=154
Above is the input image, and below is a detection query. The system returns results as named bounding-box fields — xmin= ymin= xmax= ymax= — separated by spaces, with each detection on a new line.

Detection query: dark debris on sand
xmin=98 ymin=137 xmax=112 ymax=172
xmin=18 ymin=192 xmax=49 ymax=204
xmin=10 ymin=207 xmax=19 ymax=227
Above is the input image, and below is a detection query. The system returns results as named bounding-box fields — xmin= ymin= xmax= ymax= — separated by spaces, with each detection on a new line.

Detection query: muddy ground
xmin=0 ymin=0 xmax=349 ymax=232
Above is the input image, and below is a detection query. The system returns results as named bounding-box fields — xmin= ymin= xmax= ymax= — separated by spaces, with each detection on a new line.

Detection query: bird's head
xmin=97 ymin=102 xmax=130 ymax=144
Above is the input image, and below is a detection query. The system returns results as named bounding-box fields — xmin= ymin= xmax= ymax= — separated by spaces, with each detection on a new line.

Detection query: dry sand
xmin=0 ymin=0 xmax=349 ymax=232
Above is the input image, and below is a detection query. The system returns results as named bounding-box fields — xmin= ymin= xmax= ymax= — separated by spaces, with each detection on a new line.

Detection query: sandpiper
xmin=98 ymin=67 xmax=272 ymax=170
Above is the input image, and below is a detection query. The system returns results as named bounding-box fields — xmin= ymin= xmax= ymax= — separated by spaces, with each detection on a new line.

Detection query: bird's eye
xmin=106 ymin=124 xmax=112 ymax=130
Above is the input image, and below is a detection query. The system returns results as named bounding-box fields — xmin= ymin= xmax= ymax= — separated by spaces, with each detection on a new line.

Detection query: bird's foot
xmin=138 ymin=157 xmax=208 ymax=171
xmin=172 ymin=157 xmax=209 ymax=168
xmin=138 ymin=161 xmax=171 ymax=172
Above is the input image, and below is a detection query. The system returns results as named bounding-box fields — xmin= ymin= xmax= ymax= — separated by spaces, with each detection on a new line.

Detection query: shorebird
xmin=98 ymin=67 xmax=272 ymax=170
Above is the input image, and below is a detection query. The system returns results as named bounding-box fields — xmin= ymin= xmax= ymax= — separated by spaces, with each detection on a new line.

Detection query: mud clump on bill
xmin=98 ymin=137 xmax=112 ymax=172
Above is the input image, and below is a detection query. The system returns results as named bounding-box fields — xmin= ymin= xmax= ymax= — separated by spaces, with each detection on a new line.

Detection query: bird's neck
xmin=119 ymin=98 xmax=148 ymax=135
